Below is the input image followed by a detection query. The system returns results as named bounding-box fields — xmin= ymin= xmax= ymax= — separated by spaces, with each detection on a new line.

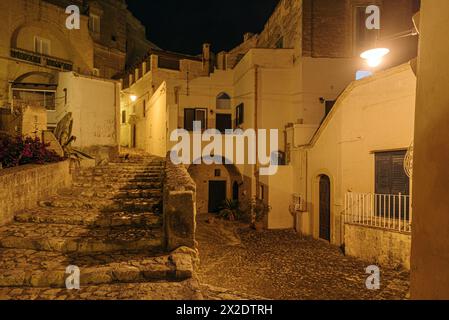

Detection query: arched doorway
xmin=188 ymin=157 xmax=243 ymax=214
xmin=319 ymin=175 xmax=331 ymax=241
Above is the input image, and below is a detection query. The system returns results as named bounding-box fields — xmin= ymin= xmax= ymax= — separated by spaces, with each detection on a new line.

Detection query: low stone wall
xmin=163 ymin=155 xmax=197 ymax=251
xmin=0 ymin=161 xmax=72 ymax=226
xmin=345 ymin=224 xmax=411 ymax=270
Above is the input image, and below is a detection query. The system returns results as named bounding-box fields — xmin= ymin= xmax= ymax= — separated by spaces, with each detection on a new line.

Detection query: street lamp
xmin=360 ymin=48 xmax=390 ymax=68
xmin=360 ymin=26 xmax=419 ymax=69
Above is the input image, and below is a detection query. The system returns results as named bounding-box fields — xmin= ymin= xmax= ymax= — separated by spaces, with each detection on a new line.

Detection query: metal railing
xmin=10 ymin=48 xmax=73 ymax=71
xmin=344 ymin=192 xmax=412 ymax=233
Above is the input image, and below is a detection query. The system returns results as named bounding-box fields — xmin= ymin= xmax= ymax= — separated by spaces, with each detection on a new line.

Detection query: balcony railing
xmin=344 ymin=192 xmax=412 ymax=233
xmin=10 ymin=48 xmax=73 ymax=71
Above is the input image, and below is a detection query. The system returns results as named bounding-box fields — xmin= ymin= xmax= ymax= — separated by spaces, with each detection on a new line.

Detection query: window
xmin=375 ymin=151 xmax=409 ymax=195
xmin=34 ymin=37 xmax=51 ymax=55
xmin=184 ymin=108 xmax=207 ymax=131
xmin=375 ymin=150 xmax=410 ymax=219
xmin=216 ymin=92 xmax=231 ymax=110
xmin=235 ymin=103 xmax=244 ymax=127
xmin=121 ymin=110 xmax=126 ymax=124
xmin=354 ymin=6 xmax=378 ymax=53
xmin=89 ymin=14 xmax=101 ymax=34
xmin=143 ymin=100 xmax=146 ymax=118
xmin=214 ymin=169 xmax=221 ymax=177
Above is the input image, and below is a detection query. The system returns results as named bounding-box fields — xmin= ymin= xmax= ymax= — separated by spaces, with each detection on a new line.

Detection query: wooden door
xmin=319 ymin=176 xmax=331 ymax=241
xmin=208 ymin=181 xmax=227 ymax=213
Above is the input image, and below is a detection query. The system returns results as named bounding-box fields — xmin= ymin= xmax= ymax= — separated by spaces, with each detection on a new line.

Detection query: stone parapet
xmin=0 ymin=161 xmax=72 ymax=226
xmin=163 ymin=154 xmax=197 ymax=251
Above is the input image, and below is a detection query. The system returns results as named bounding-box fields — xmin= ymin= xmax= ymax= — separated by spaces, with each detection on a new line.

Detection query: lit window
xmin=89 ymin=14 xmax=101 ymax=34
xmin=34 ymin=37 xmax=51 ymax=55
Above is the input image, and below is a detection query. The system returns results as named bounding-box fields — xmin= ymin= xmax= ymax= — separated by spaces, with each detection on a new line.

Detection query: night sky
xmin=126 ymin=0 xmax=280 ymax=55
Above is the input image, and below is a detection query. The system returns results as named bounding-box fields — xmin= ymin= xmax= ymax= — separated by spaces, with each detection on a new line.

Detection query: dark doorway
xmin=208 ymin=181 xmax=227 ymax=213
xmin=132 ymin=125 xmax=137 ymax=148
xmin=216 ymin=113 xmax=232 ymax=133
xmin=319 ymin=175 xmax=331 ymax=241
xmin=232 ymin=181 xmax=239 ymax=201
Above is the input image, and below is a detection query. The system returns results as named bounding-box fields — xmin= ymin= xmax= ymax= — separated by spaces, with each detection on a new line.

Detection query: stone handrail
xmin=163 ymin=153 xmax=197 ymax=251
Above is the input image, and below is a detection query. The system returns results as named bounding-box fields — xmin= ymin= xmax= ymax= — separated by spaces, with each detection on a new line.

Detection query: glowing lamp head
xmin=360 ymin=48 xmax=390 ymax=68
xmin=130 ymin=95 xmax=137 ymax=102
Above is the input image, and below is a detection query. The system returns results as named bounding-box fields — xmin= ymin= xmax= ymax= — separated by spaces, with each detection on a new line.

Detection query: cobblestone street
xmin=196 ymin=214 xmax=411 ymax=300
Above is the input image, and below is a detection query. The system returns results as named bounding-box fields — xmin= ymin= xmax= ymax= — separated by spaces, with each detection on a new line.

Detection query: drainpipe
xmin=254 ymin=65 xmax=260 ymax=199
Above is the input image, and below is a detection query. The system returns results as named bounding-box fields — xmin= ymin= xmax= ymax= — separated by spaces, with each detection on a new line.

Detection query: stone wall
xmin=163 ymin=154 xmax=197 ymax=251
xmin=345 ymin=224 xmax=411 ymax=270
xmin=257 ymin=0 xmax=303 ymax=49
xmin=0 ymin=161 xmax=72 ymax=226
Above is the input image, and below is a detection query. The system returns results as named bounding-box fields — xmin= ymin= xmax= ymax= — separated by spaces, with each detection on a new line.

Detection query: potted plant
xmin=218 ymin=199 xmax=240 ymax=221
xmin=250 ymin=198 xmax=271 ymax=232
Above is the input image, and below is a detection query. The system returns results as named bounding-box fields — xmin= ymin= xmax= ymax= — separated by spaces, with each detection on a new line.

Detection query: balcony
xmin=10 ymin=48 xmax=73 ymax=71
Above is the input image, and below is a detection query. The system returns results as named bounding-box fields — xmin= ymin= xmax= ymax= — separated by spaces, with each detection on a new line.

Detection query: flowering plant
xmin=0 ymin=134 xmax=63 ymax=168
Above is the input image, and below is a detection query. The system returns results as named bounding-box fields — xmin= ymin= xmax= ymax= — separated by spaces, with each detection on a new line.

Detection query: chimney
xmin=202 ymin=43 xmax=212 ymax=75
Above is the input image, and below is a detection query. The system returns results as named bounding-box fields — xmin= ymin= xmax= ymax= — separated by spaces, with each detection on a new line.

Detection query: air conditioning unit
xmin=290 ymin=193 xmax=306 ymax=213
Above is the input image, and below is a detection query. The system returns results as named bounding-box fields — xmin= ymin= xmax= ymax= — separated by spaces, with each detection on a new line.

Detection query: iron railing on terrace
xmin=10 ymin=48 xmax=73 ymax=71
xmin=344 ymin=192 xmax=412 ymax=233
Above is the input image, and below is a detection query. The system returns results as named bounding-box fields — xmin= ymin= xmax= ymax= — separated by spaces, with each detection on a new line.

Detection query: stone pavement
xmin=0 ymin=153 xmax=199 ymax=300
xmin=196 ymin=214 xmax=411 ymax=300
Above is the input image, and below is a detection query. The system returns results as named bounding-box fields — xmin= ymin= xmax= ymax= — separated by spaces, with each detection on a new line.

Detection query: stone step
xmin=15 ymin=208 xmax=161 ymax=228
xmin=73 ymin=177 xmax=162 ymax=186
xmin=0 ymin=248 xmax=194 ymax=288
xmin=0 ymin=223 xmax=163 ymax=254
xmin=69 ymin=183 xmax=163 ymax=193
xmin=0 ymin=279 xmax=202 ymax=300
xmin=76 ymin=170 xmax=163 ymax=177
xmin=38 ymin=196 xmax=161 ymax=212
xmin=76 ymin=172 xmax=162 ymax=179
xmin=57 ymin=188 xmax=162 ymax=200
xmin=107 ymin=163 xmax=165 ymax=169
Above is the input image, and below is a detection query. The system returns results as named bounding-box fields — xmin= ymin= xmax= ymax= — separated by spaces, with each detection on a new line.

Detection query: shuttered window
xmin=375 ymin=150 xmax=410 ymax=195
xmin=184 ymin=108 xmax=207 ymax=131
xmin=375 ymin=150 xmax=410 ymax=220
xmin=236 ymin=103 xmax=244 ymax=127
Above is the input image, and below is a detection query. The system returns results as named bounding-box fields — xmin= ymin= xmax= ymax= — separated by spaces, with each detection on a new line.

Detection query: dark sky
xmin=126 ymin=0 xmax=280 ymax=55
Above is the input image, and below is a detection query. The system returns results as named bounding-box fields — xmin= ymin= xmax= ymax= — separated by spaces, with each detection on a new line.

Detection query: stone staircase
xmin=0 ymin=153 xmax=201 ymax=300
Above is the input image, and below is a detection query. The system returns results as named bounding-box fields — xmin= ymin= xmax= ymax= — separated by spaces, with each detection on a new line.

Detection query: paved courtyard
xmin=196 ymin=214 xmax=410 ymax=300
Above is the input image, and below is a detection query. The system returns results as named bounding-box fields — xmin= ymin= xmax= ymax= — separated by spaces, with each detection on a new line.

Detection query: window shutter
xmin=184 ymin=109 xmax=195 ymax=131
xmin=375 ymin=151 xmax=409 ymax=195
